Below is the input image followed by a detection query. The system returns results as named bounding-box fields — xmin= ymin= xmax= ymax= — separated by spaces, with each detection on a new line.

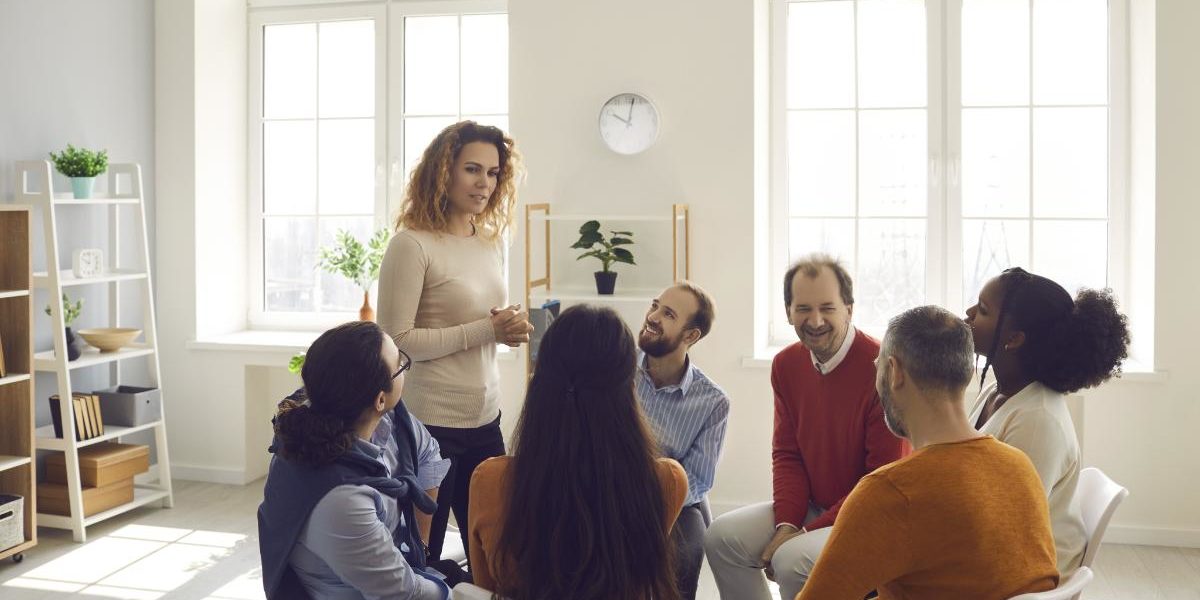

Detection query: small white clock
xmin=72 ymin=249 xmax=105 ymax=278
xmin=598 ymin=92 xmax=660 ymax=155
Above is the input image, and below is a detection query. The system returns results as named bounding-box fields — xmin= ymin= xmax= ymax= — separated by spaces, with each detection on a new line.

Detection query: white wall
xmin=149 ymin=0 xmax=1200 ymax=543
xmin=0 ymin=0 xmax=156 ymax=447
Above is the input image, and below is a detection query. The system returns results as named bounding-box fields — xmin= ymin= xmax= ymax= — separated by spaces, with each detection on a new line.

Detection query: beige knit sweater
xmin=377 ymin=228 xmax=506 ymax=428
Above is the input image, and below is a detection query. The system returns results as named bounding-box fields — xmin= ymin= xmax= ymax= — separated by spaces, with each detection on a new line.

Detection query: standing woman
xmin=965 ymin=267 xmax=1131 ymax=574
xmin=378 ymin=121 xmax=532 ymax=563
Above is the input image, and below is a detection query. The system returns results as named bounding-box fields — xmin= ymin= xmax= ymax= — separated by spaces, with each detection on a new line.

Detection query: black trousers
xmin=672 ymin=502 xmax=709 ymax=600
xmin=424 ymin=414 xmax=505 ymax=568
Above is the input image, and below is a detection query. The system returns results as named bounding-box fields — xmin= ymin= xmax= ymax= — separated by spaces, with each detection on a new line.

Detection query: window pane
xmin=962 ymin=0 xmax=1029 ymax=106
xmin=856 ymin=219 xmax=926 ymax=329
xmin=962 ymin=219 xmax=1031 ymax=306
xmin=461 ymin=14 xmax=508 ymax=115
xmin=264 ymin=121 xmax=316 ymax=215
xmin=858 ymin=0 xmax=926 ymax=108
xmin=789 ymin=218 xmax=857 ymax=270
xmin=787 ymin=1 xmax=855 ymax=109
xmin=405 ymin=16 xmax=459 ymax=115
xmin=265 ymin=217 xmax=317 ymax=312
xmin=319 ymin=20 xmax=375 ymax=118
xmin=1033 ymin=107 xmax=1107 ymax=218
xmin=403 ymin=116 xmax=458 ymax=186
xmin=318 ymin=119 xmax=376 ymax=215
xmin=1033 ymin=220 xmax=1107 ymax=294
xmin=787 ymin=110 xmax=856 ymax=217
xmin=859 ymin=109 xmax=926 ymax=217
xmin=1033 ymin=0 xmax=1107 ymax=105
xmin=264 ymin=24 xmax=316 ymax=119
xmin=962 ymin=108 xmax=1029 ymax=218
xmin=318 ymin=217 xmax=375 ymax=311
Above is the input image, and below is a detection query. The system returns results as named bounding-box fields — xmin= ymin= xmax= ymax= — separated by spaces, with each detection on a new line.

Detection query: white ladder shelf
xmin=16 ymin=160 xmax=174 ymax=542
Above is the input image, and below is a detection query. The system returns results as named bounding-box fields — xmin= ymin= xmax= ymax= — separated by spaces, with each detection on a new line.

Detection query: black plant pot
xmin=64 ymin=327 xmax=83 ymax=361
xmin=594 ymin=271 xmax=618 ymax=295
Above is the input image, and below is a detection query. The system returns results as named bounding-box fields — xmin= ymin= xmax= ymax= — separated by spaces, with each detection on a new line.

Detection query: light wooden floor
xmin=0 ymin=479 xmax=1196 ymax=599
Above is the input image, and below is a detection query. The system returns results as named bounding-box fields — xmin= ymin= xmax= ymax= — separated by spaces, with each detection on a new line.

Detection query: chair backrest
xmin=1007 ymin=567 xmax=1093 ymax=600
xmin=1076 ymin=467 xmax=1129 ymax=569
xmin=453 ymin=582 xmax=510 ymax=600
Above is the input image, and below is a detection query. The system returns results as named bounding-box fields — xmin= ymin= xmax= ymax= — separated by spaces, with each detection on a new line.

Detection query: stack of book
xmin=48 ymin=393 xmax=105 ymax=441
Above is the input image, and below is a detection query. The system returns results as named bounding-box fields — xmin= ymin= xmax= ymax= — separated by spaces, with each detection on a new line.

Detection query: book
xmin=73 ymin=394 xmax=89 ymax=440
xmin=89 ymin=394 xmax=104 ymax=436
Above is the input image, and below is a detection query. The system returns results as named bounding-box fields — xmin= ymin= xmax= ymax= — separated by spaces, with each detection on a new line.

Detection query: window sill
xmin=188 ymin=330 xmax=519 ymax=361
xmin=742 ymin=347 xmax=1168 ymax=384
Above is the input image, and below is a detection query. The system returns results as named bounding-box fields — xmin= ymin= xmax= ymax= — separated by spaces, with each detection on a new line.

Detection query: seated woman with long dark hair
xmin=467 ymin=305 xmax=687 ymax=600
xmin=965 ymin=267 xmax=1131 ymax=574
xmin=258 ymin=321 xmax=453 ymax=600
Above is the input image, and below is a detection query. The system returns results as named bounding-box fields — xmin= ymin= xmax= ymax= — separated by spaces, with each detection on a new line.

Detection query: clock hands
xmin=609 ymin=111 xmax=631 ymax=126
xmin=627 ymin=97 xmax=635 ymax=122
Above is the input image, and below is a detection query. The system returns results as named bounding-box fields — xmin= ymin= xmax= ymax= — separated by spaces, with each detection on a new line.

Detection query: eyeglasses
xmin=391 ymin=348 xmax=412 ymax=381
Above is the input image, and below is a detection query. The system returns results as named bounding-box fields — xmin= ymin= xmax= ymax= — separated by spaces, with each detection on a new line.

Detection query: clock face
xmin=599 ymin=93 xmax=660 ymax=155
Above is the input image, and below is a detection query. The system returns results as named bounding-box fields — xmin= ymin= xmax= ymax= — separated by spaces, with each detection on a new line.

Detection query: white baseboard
xmin=1103 ymin=525 xmax=1200 ymax=548
xmin=171 ymin=462 xmax=256 ymax=485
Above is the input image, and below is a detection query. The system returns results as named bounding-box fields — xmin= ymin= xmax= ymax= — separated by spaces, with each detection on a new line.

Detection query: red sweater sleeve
xmin=803 ymin=388 xmax=911 ymax=532
xmin=771 ymin=354 xmax=812 ymax=528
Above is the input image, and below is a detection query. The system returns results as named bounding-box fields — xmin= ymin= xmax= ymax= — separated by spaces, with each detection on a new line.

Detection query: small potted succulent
xmin=317 ymin=228 xmax=391 ymax=321
xmin=45 ymin=293 xmax=84 ymax=361
xmin=572 ymin=221 xmax=635 ymax=295
xmin=48 ymin=144 xmax=109 ymax=199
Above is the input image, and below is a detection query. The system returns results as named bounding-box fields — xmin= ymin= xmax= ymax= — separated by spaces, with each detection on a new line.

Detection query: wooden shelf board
xmin=528 ymin=214 xmax=684 ymax=222
xmin=36 ymin=419 xmax=164 ymax=451
xmin=529 ymin=289 xmax=660 ymax=304
xmin=0 ymin=455 xmax=32 ymax=472
xmin=0 ymin=539 xmax=36 ymax=561
xmin=0 ymin=373 xmax=31 ymax=387
xmin=0 ymin=289 xmax=30 ymax=300
xmin=34 ymin=343 xmax=154 ymax=372
xmin=37 ymin=486 xmax=169 ymax=529
xmin=33 ymin=269 xmax=147 ymax=288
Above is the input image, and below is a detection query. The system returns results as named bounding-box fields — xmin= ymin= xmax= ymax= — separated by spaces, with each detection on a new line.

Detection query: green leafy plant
xmin=572 ymin=221 xmax=635 ymax=273
xmin=48 ymin=144 xmax=109 ymax=178
xmin=287 ymin=352 xmax=306 ymax=375
xmin=45 ymin=293 xmax=83 ymax=327
xmin=317 ymin=228 xmax=391 ymax=291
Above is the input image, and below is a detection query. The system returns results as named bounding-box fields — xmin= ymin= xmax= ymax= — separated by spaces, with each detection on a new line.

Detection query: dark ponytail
xmin=982 ymin=268 xmax=1131 ymax=394
xmin=273 ymin=321 xmax=394 ymax=466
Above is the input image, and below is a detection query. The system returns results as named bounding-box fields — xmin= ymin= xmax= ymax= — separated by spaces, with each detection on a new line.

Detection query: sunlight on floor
xmin=1 ymin=523 xmax=260 ymax=599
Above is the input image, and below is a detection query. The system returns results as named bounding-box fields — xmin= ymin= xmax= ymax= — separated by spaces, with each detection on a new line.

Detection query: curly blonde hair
xmin=396 ymin=121 xmax=523 ymax=240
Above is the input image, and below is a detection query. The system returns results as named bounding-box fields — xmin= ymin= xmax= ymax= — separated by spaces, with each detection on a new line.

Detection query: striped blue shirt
xmin=636 ymin=353 xmax=730 ymax=507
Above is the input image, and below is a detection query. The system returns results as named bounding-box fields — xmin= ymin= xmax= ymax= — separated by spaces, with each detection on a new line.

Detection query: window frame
xmin=768 ymin=0 xmax=1132 ymax=348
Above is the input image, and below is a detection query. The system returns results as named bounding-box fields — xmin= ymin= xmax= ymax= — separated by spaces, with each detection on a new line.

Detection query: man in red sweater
xmin=704 ymin=254 xmax=910 ymax=600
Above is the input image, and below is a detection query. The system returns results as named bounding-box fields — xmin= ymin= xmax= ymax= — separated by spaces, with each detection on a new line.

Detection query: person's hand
xmin=761 ymin=524 xmax=802 ymax=581
xmin=490 ymin=304 xmax=532 ymax=347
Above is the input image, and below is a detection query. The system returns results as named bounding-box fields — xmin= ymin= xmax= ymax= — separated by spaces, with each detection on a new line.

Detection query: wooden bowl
xmin=77 ymin=328 xmax=142 ymax=353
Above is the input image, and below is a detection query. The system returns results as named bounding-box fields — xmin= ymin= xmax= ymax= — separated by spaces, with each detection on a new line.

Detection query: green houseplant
xmin=45 ymin=293 xmax=84 ymax=361
xmin=317 ymin=228 xmax=391 ymax=321
xmin=48 ymin=144 xmax=109 ymax=199
xmin=572 ymin=221 xmax=635 ymax=295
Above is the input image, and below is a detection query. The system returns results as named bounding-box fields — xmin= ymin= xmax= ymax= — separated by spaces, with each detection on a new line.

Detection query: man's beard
xmin=879 ymin=376 xmax=908 ymax=439
xmin=639 ymin=327 xmax=684 ymax=358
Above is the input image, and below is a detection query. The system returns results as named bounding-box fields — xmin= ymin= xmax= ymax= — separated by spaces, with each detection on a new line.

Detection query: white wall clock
xmin=598 ymin=92 xmax=660 ymax=155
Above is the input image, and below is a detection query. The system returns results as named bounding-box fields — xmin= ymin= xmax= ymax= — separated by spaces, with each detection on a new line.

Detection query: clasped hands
xmin=760 ymin=523 xmax=804 ymax=581
xmin=490 ymin=304 xmax=534 ymax=347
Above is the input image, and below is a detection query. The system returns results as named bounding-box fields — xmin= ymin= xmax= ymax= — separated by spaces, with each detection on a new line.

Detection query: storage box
xmin=0 ymin=494 xmax=23 ymax=552
xmin=46 ymin=443 xmax=150 ymax=487
xmin=94 ymin=385 xmax=161 ymax=427
xmin=38 ymin=478 xmax=134 ymax=517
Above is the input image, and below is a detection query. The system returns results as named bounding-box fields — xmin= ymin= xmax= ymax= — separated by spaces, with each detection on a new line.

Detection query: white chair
xmin=452 ymin=582 xmax=509 ymax=600
xmin=1076 ymin=467 xmax=1129 ymax=569
xmin=1007 ymin=567 xmax=1093 ymax=600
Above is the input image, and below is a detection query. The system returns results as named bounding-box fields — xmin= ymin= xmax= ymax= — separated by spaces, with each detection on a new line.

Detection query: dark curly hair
xmin=980 ymin=267 xmax=1131 ymax=394
xmin=273 ymin=321 xmax=394 ymax=466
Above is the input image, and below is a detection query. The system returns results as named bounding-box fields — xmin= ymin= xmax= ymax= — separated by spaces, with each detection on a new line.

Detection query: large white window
xmin=250 ymin=2 xmax=508 ymax=328
xmin=770 ymin=0 xmax=1127 ymax=341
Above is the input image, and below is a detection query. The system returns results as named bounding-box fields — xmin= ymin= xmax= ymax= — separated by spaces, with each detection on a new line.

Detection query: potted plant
xmin=45 ymin=293 xmax=84 ymax=361
xmin=317 ymin=228 xmax=390 ymax=321
xmin=572 ymin=221 xmax=635 ymax=295
xmin=48 ymin=144 xmax=109 ymax=199
xmin=287 ymin=352 xmax=305 ymax=374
